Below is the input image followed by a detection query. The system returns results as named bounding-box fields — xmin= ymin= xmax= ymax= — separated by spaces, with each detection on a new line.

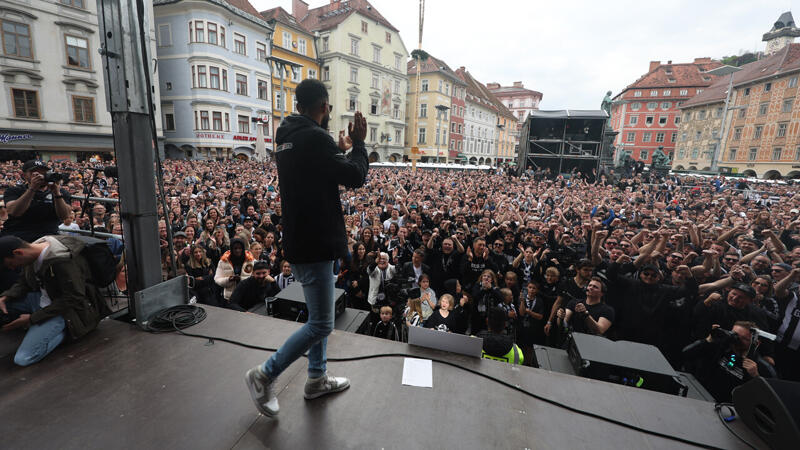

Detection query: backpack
xmin=73 ymin=235 xmax=118 ymax=288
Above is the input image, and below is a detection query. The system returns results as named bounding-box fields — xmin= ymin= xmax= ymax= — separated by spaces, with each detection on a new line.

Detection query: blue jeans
xmin=263 ymin=261 xmax=335 ymax=379
xmin=6 ymin=292 xmax=67 ymax=367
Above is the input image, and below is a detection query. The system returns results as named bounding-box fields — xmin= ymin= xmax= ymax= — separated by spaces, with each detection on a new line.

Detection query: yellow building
xmin=260 ymin=7 xmax=320 ymax=138
xmin=406 ymin=54 xmax=465 ymax=162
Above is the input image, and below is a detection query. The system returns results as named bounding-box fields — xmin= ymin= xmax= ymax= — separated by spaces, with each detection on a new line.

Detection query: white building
xmin=0 ymin=0 xmax=161 ymax=161
xmin=456 ymin=67 xmax=498 ymax=165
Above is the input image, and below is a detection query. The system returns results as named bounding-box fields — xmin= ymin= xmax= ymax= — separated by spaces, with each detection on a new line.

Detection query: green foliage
xmin=411 ymin=49 xmax=430 ymax=61
xmin=720 ymin=53 xmax=758 ymax=67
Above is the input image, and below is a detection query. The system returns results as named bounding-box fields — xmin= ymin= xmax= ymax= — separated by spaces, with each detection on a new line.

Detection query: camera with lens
xmin=44 ymin=171 xmax=69 ymax=184
xmin=710 ymin=327 xmax=740 ymax=346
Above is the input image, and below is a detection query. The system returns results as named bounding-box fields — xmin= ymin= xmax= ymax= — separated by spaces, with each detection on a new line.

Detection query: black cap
xmin=640 ymin=263 xmax=661 ymax=274
xmin=173 ymin=231 xmax=187 ymax=238
xmin=421 ymin=229 xmax=433 ymax=236
xmin=22 ymin=160 xmax=48 ymax=172
xmin=244 ymin=216 xmax=254 ymax=221
xmin=732 ymin=283 xmax=756 ymax=299
xmin=0 ymin=235 xmax=25 ymax=259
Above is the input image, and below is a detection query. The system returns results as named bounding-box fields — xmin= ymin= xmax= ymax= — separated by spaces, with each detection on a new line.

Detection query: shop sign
xmin=0 ymin=132 xmax=32 ymax=144
xmin=233 ymin=135 xmax=273 ymax=143
xmin=195 ymin=133 xmax=225 ymax=139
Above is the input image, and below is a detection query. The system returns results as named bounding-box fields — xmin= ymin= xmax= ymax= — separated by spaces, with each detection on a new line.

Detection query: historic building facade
xmin=455 ymin=67 xmax=498 ymax=165
xmin=486 ymin=81 xmax=542 ymax=153
xmin=299 ymin=0 xmax=409 ymax=163
xmin=153 ymin=0 xmax=273 ymax=160
xmin=610 ymin=58 xmax=722 ymax=164
xmin=0 ymin=0 xmax=161 ymax=161
xmin=405 ymin=54 xmax=464 ymax=162
xmin=672 ymin=83 xmax=726 ymax=172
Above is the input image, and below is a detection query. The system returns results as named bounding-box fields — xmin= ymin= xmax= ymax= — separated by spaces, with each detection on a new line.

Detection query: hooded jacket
xmin=1 ymin=235 xmax=108 ymax=339
xmin=214 ymin=238 xmax=255 ymax=300
xmin=274 ymin=114 xmax=368 ymax=264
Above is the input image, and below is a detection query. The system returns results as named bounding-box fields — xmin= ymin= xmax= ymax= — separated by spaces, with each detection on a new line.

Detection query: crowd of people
xmin=2 ymin=155 xmax=800 ymax=401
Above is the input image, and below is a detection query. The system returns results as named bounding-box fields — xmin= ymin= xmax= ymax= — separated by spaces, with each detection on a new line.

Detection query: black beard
xmin=321 ymin=114 xmax=330 ymax=131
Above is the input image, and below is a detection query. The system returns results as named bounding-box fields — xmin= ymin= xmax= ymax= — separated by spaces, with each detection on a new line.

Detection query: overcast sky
xmin=253 ymin=0 xmax=799 ymax=109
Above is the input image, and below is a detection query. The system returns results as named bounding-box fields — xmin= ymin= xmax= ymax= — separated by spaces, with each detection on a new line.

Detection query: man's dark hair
xmin=295 ymin=79 xmax=328 ymax=110
xmin=253 ymin=261 xmax=270 ymax=271
xmin=487 ymin=306 xmax=507 ymax=333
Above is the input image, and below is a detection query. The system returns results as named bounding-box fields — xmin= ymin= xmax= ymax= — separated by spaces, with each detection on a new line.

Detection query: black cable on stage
xmin=148 ymin=305 xmax=735 ymax=450
xmin=714 ymin=403 xmax=758 ymax=450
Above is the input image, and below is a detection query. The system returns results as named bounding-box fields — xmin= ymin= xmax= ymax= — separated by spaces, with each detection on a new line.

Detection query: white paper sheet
xmin=401 ymin=358 xmax=433 ymax=388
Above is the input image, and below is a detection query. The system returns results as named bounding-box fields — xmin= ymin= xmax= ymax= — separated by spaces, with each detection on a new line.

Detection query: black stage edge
xmin=0 ymin=306 xmax=765 ymax=449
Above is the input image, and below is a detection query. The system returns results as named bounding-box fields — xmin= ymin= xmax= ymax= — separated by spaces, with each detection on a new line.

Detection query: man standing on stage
xmin=245 ymin=79 xmax=368 ymax=417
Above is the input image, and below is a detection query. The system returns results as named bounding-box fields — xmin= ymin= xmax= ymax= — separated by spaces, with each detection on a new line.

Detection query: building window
xmin=61 ymin=0 xmax=85 ymax=6
xmin=235 ymin=74 xmax=247 ymax=95
xmin=395 ymin=54 xmax=401 ymax=71
xmin=647 ymin=102 xmax=657 ymax=110
xmin=386 ymin=31 xmax=391 ymax=43
xmin=298 ymin=39 xmax=306 ymax=55
xmin=369 ymin=127 xmax=377 ymax=142
xmin=772 ymin=147 xmax=782 ymax=160
xmin=394 ymin=79 xmax=401 ymax=94
xmin=671 ymin=132 xmax=677 ymax=142
xmin=307 ymin=69 xmax=316 ymax=79
xmin=696 ymin=131 xmax=702 ymax=139
xmin=322 ymin=66 xmax=330 ymax=81
xmin=349 ymin=66 xmax=358 ymax=83
xmin=350 ymin=38 xmax=359 ymax=56
xmin=778 ymin=122 xmax=788 ymax=137
xmin=71 ymin=96 xmax=94 ymax=123
xmin=65 ymin=35 xmax=90 ymax=69
xmin=395 ymin=129 xmax=401 ymax=143
xmin=258 ymin=80 xmax=268 ymax=100
xmin=634 ymin=90 xmax=642 ymax=97
xmin=645 ymin=116 xmax=654 ymax=125
xmin=661 ymin=102 xmax=671 ymax=109
xmin=421 ymin=79 xmax=428 ymax=92
xmin=234 ymin=33 xmax=246 ymax=55
xmin=754 ymin=125 xmax=763 ymax=139
xmin=733 ymin=127 xmax=742 ymax=140
xmin=728 ymin=148 xmax=736 ymax=160
xmin=790 ymin=77 xmax=798 ymax=88
xmin=197 ymin=65 xmax=207 ymax=88
xmin=631 ymin=102 xmax=641 ymax=110
xmin=348 ymin=95 xmax=356 ymax=112
xmin=650 ymin=90 xmax=657 ymax=97
xmin=164 ymin=113 xmax=175 ymax=131
xmin=643 ymin=132 xmax=651 ymax=142
xmin=238 ymin=115 xmax=250 ymax=134
xmin=207 ymin=22 xmax=218 ymax=45
xmin=783 ymin=99 xmax=794 ymax=112
xmin=200 ymin=111 xmax=210 ymax=130
xmin=212 ymin=111 xmax=223 ymax=131
xmin=373 ymin=46 xmax=380 ymax=63
xmin=361 ymin=21 xmax=368 ymax=33
xmin=418 ymin=127 xmax=426 ymax=144
xmin=656 ymin=132 xmax=665 ymax=143
xmin=759 ymin=103 xmax=768 ymax=115
xmin=698 ymin=110 xmax=707 ymax=120
xmin=765 ymin=82 xmax=772 ymax=92
xmin=714 ymin=107 xmax=723 ymax=117
xmin=629 ymin=115 xmax=638 ymax=125
xmin=738 ymin=108 xmax=746 ymax=118
xmin=281 ymin=31 xmax=291 ymax=49
xmin=663 ymin=90 xmax=671 ymax=96
xmin=157 ymin=23 xmax=172 ymax=47
xmin=2 ymin=20 xmax=32 ymax=58
xmin=681 ymin=132 xmax=687 ymax=141
xmin=679 ymin=89 xmax=688 ymax=96
xmin=749 ymin=148 xmax=757 ymax=161
xmin=275 ymin=91 xmax=284 ymax=110
xmin=420 ymin=103 xmax=427 ymax=118
xmin=691 ymin=148 xmax=699 ymax=159
xmin=193 ymin=20 xmax=204 ymax=42
xmin=393 ymin=103 xmax=400 ymax=119
xmin=678 ymin=148 xmax=686 ymax=159
xmin=674 ymin=116 xmax=680 ymax=124
xmin=209 ymin=67 xmax=220 ymax=89
xmin=370 ymin=98 xmax=378 ymax=115
xmin=371 ymin=72 xmax=379 ymax=89
xmin=291 ymin=66 xmax=301 ymax=82
xmin=256 ymin=42 xmax=267 ymax=61
xmin=658 ymin=116 xmax=667 ymax=125
xmin=796 ymin=146 xmax=800 ymax=160
xmin=322 ymin=36 xmax=329 ymax=52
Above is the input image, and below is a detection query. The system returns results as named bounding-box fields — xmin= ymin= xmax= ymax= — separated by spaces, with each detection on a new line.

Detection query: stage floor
xmin=0 ymin=306 xmax=764 ymax=449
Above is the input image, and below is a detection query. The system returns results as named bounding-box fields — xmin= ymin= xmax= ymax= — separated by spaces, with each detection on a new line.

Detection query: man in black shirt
xmin=230 ymin=261 xmax=278 ymax=311
xmin=2 ymin=160 xmax=71 ymax=242
xmin=557 ymin=277 xmax=615 ymax=336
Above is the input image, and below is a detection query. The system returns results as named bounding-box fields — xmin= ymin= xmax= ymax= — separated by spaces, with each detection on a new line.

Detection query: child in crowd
xmin=497 ymin=288 xmax=517 ymax=338
xmin=275 ymin=260 xmax=295 ymax=291
xmin=372 ymin=305 xmax=400 ymax=341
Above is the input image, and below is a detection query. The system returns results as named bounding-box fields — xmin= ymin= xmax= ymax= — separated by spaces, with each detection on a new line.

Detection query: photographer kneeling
xmin=0 ymin=235 xmax=108 ymax=366
xmin=682 ymin=320 xmax=776 ymax=402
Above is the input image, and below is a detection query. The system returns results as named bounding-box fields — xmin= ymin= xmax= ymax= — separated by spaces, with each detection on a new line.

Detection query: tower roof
xmin=763 ymin=11 xmax=800 ymax=41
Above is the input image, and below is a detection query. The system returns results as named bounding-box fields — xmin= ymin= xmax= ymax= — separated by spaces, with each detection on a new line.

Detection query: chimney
xmin=649 ymin=61 xmax=660 ymax=72
xmin=513 ymin=81 xmax=523 ymax=88
xmin=293 ymin=0 xmax=308 ymax=18
xmin=667 ymin=60 xmax=672 ymax=64
xmin=487 ymin=82 xmax=500 ymax=89
xmin=693 ymin=57 xmax=712 ymax=63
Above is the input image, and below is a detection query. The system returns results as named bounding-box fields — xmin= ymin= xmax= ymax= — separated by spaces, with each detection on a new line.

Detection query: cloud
xmin=253 ymin=0 xmax=797 ymax=108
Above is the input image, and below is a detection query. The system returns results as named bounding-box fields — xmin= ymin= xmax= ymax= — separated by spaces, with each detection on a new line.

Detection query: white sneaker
xmin=304 ymin=373 xmax=350 ymax=400
xmin=245 ymin=365 xmax=279 ymax=416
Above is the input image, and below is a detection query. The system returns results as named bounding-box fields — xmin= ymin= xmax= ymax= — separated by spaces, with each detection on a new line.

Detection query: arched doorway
xmin=165 ymin=144 xmax=183 ymax=160
xmin=469 ymin=157 xmax=477 ymax=165
xmin=787 ymin=170 xmax=800 ymax=179
xmin=701 ymin=167 xmax=711 ymax=171
xmin=485 ymin=158 xmax=492 ymax=166
xmin=388 ymin=153 xmax=402 ymax=162
xmin=742 ymin=169 xmax=757 ymax=177
xmin=688 ymin=166 xmax=697 ymax=171
xmin=233 ymin=146 xmax=253 ymax=160
xmin=763 ymin=170 xmax=782 ymax=180
xmin=478 ymin=157 xmax=484 ymax=165
xmin=368 ymin=151 xmax=380 ymax=163
xmin=674 ymin=165 xmax=685 ymax=170
xmin=179 ymin=144 xmax=196 ymax=160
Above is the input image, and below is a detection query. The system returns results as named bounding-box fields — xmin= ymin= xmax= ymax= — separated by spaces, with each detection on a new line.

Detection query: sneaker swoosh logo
xmin=253 ymin=376 xmax=264 ymax=396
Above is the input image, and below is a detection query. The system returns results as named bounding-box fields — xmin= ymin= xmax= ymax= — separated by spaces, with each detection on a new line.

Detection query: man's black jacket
xmin=275 ymin=114 xmax=368 ymax=263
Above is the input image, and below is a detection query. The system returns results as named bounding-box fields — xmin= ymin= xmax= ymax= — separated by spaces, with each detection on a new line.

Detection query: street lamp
xmin=705 ymin=64 xmax=743 ymax=172
xmin=435 ymin=104 xmax=450 ymax=163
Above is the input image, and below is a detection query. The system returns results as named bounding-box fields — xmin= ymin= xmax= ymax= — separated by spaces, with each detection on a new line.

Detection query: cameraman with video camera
xmin=682 ymin=321 xmax=777 ymax=402
xmin=1 ymin=160 xmax=71 ymax=242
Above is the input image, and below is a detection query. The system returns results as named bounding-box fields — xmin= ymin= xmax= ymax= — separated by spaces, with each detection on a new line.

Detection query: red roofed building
xmin=610 ymin=58 xmax=723 ymax=164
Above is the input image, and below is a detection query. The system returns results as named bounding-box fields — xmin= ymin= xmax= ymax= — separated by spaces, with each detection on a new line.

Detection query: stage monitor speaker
xmin=732 ymin=377 xmax=800 ymax=450
xmin=271 ymin=282 xmax=346 ymax=321
xmin=566 ymin=332 xmax=687 ymax=396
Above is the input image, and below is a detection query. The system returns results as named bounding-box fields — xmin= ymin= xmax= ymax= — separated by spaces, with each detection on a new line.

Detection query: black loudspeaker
xmin=732 ymin=377 xmax=800 ymax=450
